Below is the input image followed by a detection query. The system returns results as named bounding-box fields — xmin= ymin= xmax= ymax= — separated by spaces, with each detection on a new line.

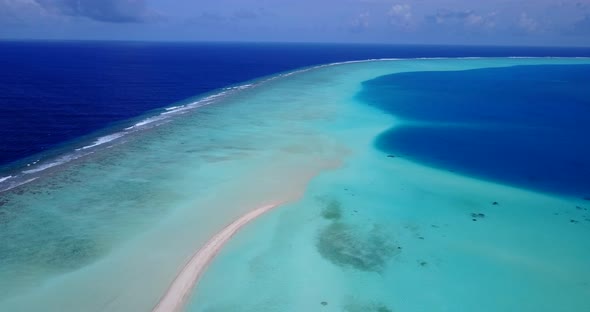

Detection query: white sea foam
xmin=202 ymin=92 xmax=228 ymax=101
xmin=230 ymin=84 xmax=254 ymax=90
xmin=128 ymin=94 xmax=229 ymax=130
xmin=26 ymin=159 xmax=40 ymax=167
xmin=77 ymin=133 xmax=126 ymax=151
xmin=125 ymin=115 xmax=169 ymax=130
xmin=161 ymin=105 xmax=194 ymax=115
xmin=0 ymin=176 xmax=13 ymax=183
xmin=223 ymin=84 xmax=254 ymax=91
xmin=165 ymin=106 xmax=184 ymax=111
xmin=22 ymin=160 xmax=66 ymax=174
xmin=21 ymin=153 xmax=83 ymax=174
xmin=0 ymin=177 xmax=39 ymax=192
xmin=162 ymin=92 xmax=239 ymax=116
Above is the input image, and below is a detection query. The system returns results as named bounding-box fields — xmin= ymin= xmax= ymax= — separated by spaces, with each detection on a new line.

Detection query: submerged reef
xmin=1 ymin=227 xmax=105 ymax=273
xmin=344 ymin=302 xmax=393 ymax=312
xmin=471 ymin=212 xmax=486 ymax=221
xmin=34 ymin=236 xmax=104 ymax=270
xmin=316 ymin=222 xmax=398 ymax=272
xmin=320 ymin=199 xmax=343 ymax=220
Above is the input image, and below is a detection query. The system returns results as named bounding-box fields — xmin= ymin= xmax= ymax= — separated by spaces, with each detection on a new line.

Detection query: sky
xmin=0 ymin=0 xmax=589 ymax=46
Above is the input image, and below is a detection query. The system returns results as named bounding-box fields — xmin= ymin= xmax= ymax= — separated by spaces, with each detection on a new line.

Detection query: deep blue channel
xmin=358 ymin=64 xmax=590 ymax=197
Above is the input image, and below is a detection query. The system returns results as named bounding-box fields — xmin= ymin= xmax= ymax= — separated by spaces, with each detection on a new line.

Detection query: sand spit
xmin=152 ymin=203 xmax=282 ymax=312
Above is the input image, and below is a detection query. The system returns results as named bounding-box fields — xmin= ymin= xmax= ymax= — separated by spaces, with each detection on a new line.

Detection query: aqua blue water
xmin=358 ymin=65 xmax=590 ymax=197
xmin=186 ymin=58 xmax=590 ymax=312
xmin=1 ymin=53 xmax=590 ymax=312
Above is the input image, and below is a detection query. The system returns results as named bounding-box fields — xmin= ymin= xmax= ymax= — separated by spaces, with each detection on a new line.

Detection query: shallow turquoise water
xmin=1 ymin=58 xmax=589 ymax=311
xmin=186 ymin=58 xmax=590 ymax=312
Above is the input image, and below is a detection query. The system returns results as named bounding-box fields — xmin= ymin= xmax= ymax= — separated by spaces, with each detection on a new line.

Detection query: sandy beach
xmin=152 ymin=202 xmax=282 ymax=312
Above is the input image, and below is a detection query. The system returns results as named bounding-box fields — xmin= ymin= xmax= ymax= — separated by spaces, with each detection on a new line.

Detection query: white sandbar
xmin=152 ymin=203 xmax=282 ymax=312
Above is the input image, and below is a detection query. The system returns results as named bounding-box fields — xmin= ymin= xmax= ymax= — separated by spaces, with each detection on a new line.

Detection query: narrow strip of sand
xmin=152 ymin=202 xmax=282 ymax=312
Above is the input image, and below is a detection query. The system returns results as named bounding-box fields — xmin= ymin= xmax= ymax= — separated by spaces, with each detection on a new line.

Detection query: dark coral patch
xmin=32 ymin=236 xmax=105 ymax=270
xmin=471 ymin=212 xmax=485 ymax=219
xmin=345 ymin=302 xmax=393 ymax=312
xmin=321 ymin=200 xmax=342 ymax=220
xmin=1 ymin=233 xmax=106 ymax=273
xmin=317 ymin=223 xmax=398 ymax=272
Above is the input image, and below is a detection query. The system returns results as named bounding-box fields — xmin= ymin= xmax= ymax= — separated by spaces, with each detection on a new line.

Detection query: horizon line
xmin=1 ymin=38 xmax=590 ymax=49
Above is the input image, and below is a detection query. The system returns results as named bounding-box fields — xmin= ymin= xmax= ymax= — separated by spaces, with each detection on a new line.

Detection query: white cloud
xmin=0 ymin=0 xmax=57 ymax=24
xmin=1 ymin=0 xmax=162 ymax=25
xmin=389 ymin=4 xmax=411 ymax=20
xmin=350 ymin=11 xmax=370 ymax=31
xmin=519 ymin=12 xmax=538 ymax=32
xmin=387 ymin=3 xmax=414 ymax=29
xmin=34 ymin=0 xmax=161 ymax=23
xmin=435 ymin=10 xmax=491 ymax=26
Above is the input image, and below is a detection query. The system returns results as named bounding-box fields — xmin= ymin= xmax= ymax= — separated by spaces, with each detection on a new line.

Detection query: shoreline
xmin=151 ymin=202 xmax=283 ymax=312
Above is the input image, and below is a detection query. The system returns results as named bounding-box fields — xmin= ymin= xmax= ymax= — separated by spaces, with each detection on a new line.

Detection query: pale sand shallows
xmin=152 ymin=202 xmax=282 ymax=312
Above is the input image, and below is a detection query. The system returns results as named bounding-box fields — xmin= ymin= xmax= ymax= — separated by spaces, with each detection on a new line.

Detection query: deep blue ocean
xmin=359 ymin=64 xmax=590 ymax=197
xmin=1 ymin=41 xmax=590 ymax=196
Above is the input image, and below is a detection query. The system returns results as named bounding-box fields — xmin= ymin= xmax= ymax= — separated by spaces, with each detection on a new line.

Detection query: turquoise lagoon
xmin=1 ymin=58 xmax=589 ymax=311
